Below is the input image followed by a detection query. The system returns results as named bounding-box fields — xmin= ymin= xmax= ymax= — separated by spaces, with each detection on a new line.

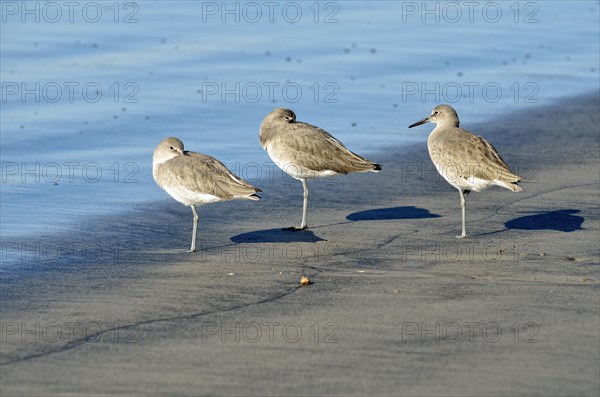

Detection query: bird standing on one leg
xmin=259 ymin=108 xmax=381 ymax=230
xmin=409 ymin=104 xmax=522 ymax=238
xmin=153 ymin=137 xmax=261 ymax=251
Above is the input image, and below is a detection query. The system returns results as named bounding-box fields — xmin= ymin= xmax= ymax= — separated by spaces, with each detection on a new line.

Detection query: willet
xmin=259 ymin=108 xmax=381 ymax=230
xmin=152 ymin=137 xmax=261 ymax=251
xmin=409 ymin=104 xmax=522 ymax=238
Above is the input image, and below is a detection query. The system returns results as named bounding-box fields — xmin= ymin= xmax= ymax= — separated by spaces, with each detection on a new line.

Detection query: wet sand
xmin=1 ymin=93 xmax=599 ymax=396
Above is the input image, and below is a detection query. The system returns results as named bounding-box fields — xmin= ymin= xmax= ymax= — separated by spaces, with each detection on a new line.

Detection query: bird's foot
xmin=455 ymin=234 xmax=469 ymax=239
xmin=284 ymin=226 xmax=309 ymax=231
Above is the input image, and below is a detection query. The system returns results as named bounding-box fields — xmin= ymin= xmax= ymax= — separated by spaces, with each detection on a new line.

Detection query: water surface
xmin=1 ymin=1 xmax=599 ymax=247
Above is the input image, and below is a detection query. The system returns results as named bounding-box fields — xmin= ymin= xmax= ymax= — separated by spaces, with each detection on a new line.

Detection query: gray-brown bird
xmin=153 ymin=137 xmax=261 ymax=251
xmin=409 ymin=104 xmax=522 ymax=238
xmin=260 ymin=108 xmax=381 ymax=230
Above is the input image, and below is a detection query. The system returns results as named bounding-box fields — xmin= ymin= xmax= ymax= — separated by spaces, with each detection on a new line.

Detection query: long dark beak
xmin=408 ymin=116 xmax=430 ymax=128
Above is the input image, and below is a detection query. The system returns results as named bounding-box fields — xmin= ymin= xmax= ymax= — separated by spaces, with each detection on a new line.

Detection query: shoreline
xmin=1 ymin=89 xmax=597 ymax=247
xmin=1 ymin=91 xmax=599 ymax=396
xmin=3 ymin=89 xmax=598 ymax=243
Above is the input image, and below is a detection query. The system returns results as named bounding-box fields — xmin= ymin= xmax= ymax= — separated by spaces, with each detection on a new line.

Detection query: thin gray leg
xmin=299 ymin=178 xmax=309 ymax=230
xmin=190 ymin=205 xmax=199 ymax=251
xmin=456 ymin=189 xmax=468 ymax=239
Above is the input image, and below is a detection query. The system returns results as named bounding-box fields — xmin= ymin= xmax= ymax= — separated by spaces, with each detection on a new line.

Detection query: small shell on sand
xmin=300 ymin=276 xmax=311 ymax=286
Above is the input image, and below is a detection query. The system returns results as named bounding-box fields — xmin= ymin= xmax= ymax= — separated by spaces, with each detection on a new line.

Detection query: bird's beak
xmin=408 ymin=116 xmax=430 ymax=128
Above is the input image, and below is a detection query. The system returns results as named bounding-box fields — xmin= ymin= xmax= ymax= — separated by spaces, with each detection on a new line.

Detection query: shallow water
xmin=1 ymin=1 xmax=599 ymax=245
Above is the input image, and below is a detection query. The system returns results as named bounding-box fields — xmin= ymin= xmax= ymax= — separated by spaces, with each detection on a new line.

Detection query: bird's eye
xmin=434 ymin=111 xmax=439 ymax=115
xmin=169 ymin=146 xmax=174 ymax=150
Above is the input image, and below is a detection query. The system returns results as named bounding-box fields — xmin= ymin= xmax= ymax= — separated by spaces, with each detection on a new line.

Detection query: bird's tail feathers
xmin=496 ymin=180 xmax=522 ymax=192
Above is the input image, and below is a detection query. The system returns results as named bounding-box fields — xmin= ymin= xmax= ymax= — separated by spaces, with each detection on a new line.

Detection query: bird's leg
xmin=456 ymin=189 xmax=469 ymax=239
xmin=286 ymin=179 xmax=309 ymax=231
xmin=300 ymin=178 xmax=309 ymax=229
xmin=190 ymin=205 xmax=199 ymax=252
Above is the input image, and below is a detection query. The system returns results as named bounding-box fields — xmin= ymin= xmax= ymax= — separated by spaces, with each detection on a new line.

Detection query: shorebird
xmin=409 ymin=104 xmax=522 ymax=238
xmin=259 ymin=108 xmax=381 ymax=230
xmin=152 ymin=137 xmax=261 ymax=251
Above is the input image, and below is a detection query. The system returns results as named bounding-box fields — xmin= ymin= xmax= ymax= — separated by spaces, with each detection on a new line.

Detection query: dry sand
xmin=1 ymin=93 xmax=599 ymax=396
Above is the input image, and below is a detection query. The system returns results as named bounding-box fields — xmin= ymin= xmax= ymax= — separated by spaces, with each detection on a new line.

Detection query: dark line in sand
xmin=0 ymin=282 xmax=310 ymax=367
xmin=0 ymin=234 xmax=401 ymax=367
xmin=7 ymin=177 xmax=590 ymax=367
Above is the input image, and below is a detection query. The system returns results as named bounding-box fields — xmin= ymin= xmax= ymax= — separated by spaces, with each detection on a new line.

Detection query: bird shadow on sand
xmin=346 ymin=206 xmax=441 ymax=222
xmin=230 ymin=228 xmax=326 ymax=244
xmin=504 ymin=209 xmax=584 ymax=232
